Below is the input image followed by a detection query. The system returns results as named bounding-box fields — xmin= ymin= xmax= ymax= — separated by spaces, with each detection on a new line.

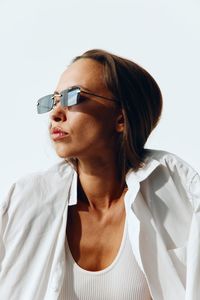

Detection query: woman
xmin=0 ymin=49 xmax=199 ymax=300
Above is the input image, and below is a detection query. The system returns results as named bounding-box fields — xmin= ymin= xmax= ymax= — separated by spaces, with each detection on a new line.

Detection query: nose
xmin=50 ymin=99 xmax=67 ymax=123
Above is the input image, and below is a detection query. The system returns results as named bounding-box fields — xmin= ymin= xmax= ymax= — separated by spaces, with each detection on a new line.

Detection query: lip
xmin=51 ymin=132 xmax=69 ymax=141
xmin=50 ymin=126 xmax=69 ymax=141
xmin=51 ymin=126 xmax=68 ymax=134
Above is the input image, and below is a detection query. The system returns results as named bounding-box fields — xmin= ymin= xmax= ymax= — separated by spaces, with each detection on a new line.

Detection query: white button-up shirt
xmin=0 ymin=149 xmax=199 ymax=300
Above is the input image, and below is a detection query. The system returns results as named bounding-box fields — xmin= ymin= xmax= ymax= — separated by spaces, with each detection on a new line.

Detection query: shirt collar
xmin=68 ymin=170 xmax=78 ymax=206
xmin=132 ymin=155 xmax=161 ymax=182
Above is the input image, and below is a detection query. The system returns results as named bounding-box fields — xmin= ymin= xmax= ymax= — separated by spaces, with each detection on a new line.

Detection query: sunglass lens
xmin=37 ymin=96 xmax=53 ymax=114
xmin=62 ymin=89 xmax=79 ymax=107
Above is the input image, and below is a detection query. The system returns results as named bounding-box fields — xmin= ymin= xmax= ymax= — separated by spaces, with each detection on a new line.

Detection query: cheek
xmin=70 ymin=117 xmax=101 ymax=141
xmin=68 ymin=111 xmax=115 ymax=141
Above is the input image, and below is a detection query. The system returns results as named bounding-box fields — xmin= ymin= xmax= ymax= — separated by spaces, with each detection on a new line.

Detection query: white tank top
xmin=60 ymin=219 xmax=152 ymax=300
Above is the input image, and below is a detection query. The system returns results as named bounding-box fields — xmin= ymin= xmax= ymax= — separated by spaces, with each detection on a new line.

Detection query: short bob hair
xmin=65 ymin=49 xmax=163 ymax=181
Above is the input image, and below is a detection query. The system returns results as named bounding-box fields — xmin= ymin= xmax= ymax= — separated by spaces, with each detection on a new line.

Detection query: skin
xmin=49 ymin=58 xmax=127 ymax=271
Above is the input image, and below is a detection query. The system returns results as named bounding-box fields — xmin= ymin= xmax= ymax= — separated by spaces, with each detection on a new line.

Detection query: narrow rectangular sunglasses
xmin=37 ymin=86 xmax=117 ymax=114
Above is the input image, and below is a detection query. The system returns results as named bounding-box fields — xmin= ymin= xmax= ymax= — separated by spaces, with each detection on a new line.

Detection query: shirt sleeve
xmin=189 ymin=173 xmax=200 ymax=212
xmin=0 ymin=183 xmax=16 ymax=264
xmin=185 ymin=172 xmax=200 ymax=300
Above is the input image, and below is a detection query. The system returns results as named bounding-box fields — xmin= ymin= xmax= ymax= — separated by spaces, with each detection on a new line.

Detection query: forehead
xmin=56 ymin=58 xmax=106 ymax=93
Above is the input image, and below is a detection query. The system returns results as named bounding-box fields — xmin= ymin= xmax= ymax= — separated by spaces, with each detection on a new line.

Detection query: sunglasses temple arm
xmin=81 ymin=91 xmax=116 ymax=102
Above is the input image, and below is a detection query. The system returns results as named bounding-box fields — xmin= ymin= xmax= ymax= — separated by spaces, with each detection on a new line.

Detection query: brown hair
xmin=66 ymin=49 xmax=163 ymax=182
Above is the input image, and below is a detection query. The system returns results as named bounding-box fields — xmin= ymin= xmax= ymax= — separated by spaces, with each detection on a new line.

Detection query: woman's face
xmin=49 ymin=58 xmax=123 ymax=161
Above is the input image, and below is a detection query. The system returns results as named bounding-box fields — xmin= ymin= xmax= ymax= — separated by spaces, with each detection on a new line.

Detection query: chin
xmin=53 ymin=143 xmax=69 ymax=156
xmin=56 ymin=151 xmax=72 ymax=159
xmin=54 ymin=147 xmax=78 ymax=159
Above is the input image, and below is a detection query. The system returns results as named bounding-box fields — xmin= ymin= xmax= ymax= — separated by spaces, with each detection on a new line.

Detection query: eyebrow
xmin=53 ymin=85 xmax=94 ymax=95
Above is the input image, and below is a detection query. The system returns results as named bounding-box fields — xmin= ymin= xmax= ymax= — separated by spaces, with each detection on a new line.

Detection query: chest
xmin=66 ymin=204 xmax=126 ymax=271
xmin=62 ymin=218 xmax=152 ymax=300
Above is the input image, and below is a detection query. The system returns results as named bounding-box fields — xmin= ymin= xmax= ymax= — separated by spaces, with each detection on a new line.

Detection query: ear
xmin=115 ymin=111 xmax=125 ymax=133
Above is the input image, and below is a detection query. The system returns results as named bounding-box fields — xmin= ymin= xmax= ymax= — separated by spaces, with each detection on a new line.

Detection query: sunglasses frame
xmin=37 ymin=86 xmax=118 ymax=114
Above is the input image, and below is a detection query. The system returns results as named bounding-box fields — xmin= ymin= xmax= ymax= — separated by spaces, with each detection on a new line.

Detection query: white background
xmin=0 ymin=0 xmax=199 ymax=199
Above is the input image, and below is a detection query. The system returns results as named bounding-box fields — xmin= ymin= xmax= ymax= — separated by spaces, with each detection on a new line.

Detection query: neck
xmin=77 ymin=158 xmax=126 ymax=212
